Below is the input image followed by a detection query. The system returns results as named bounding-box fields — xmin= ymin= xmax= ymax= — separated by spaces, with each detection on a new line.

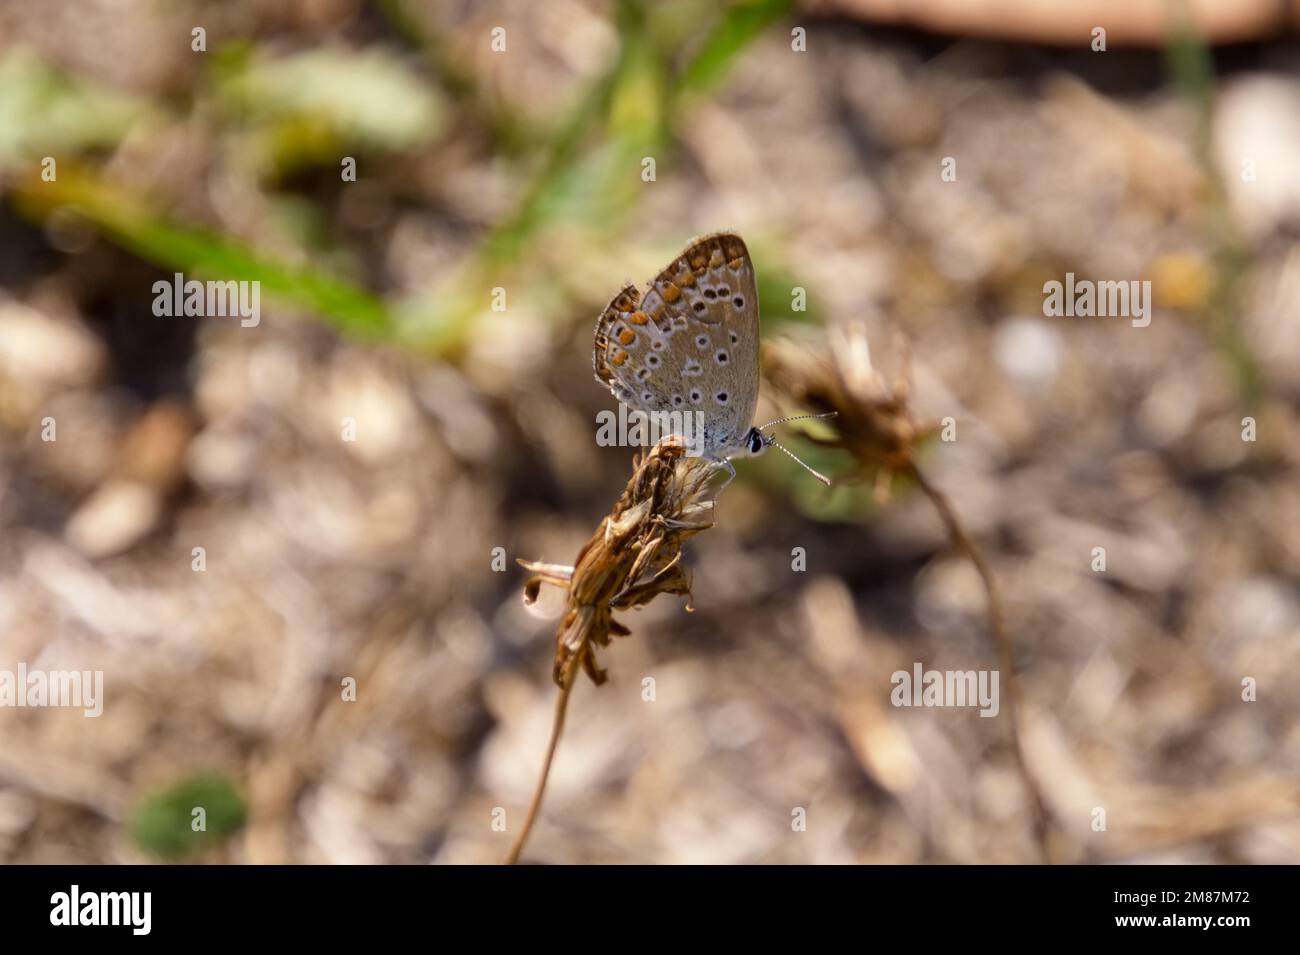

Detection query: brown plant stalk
xmin=506 ymin=436 xmax=715 ymax=864
xmin=764 ymin=324 xmax=1055 ymax=863
xmin=903 ymin=461 xmax=1052 ymax=860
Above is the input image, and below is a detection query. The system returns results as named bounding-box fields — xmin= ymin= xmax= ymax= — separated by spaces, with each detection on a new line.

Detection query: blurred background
xmin=1 ymin=0 xmax=1299 ymax=864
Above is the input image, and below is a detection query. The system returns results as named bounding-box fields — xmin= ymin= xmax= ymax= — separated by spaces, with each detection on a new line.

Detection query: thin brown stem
xmin=906 ymin=462 xmax=1054 ymax=863
xmin=503 ymin=650 xmax=584 ymax=865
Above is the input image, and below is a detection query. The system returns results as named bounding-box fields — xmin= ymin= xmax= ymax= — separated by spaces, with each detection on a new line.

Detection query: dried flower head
xmin=507 ymin=436 xmax=715 ymax=863
xmin=763 ymin=323 xmax=937 ymax=499
xmin=519 ymin=434 xmax=715 ymax=687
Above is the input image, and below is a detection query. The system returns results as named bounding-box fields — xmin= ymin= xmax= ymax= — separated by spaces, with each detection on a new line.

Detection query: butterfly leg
xmin=713 ymin=457 xmax=737 ymax=493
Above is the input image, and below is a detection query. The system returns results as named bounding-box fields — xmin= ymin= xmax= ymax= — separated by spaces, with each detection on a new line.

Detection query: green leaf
xmin=13 ymin=171 xmax=394 ymax=337
xmin=130 ymin=773 xmax=247 ymax=860
xmin=678 ymin=0 xmax=795 ymax=95
xmin=0 ymin=48 xmax=143 ymax=166
xmin=755 ymin=260 xmax=822 ymax=328
xmin=217 ymin=45 xmax=445 ymax=152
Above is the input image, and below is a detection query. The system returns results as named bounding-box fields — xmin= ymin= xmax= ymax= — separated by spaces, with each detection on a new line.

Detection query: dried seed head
xmin=519 ymin=435 xmax=715 ymax=687
xmin=763 ymin=324 xmax=936 ymax=498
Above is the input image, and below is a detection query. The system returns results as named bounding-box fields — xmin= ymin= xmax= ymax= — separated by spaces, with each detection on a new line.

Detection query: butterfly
xmin=592 ymin=231 xmax=833 ymax=487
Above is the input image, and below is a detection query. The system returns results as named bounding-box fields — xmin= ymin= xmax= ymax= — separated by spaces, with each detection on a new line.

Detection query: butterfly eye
xmin=748 ymin=430 xmax=764 ymax=454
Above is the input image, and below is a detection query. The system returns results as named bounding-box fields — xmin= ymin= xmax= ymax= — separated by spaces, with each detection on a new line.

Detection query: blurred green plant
xmin=755 ymin=258 xmax=824 ymax=329
xmin=1 ymin=45 xmax=400 ymax=337
xmin=407 ymin=0 xmax=803 ymax=353
xmin=0 ymin=47 xmax=144 ymax=164
xmin=1 ymin=2 xmax=809 ymax=358
xmin=129 ymin=772 xmax=247 ymax=860
xmin=212 ymin=42 xmax=445 ymax=179
xmin=478 ymin=0 xmax=795 ymax=264
xmin=372 ymin=0 xmax=534 ymax=154
xmin=754 ymin=437 xmax=866 ymax=521
xmin=1164 ymin=5 xmax=1262 ymax=409
xmin=12 ymin=169 xmax=395 ymax=337
xmin=675 ymin=0 xmax=794 ymax=96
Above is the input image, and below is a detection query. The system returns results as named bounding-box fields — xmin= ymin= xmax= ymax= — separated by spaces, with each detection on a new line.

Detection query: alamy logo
xmin=50 ymin=885 xmax=151 ymax=935
xmin=595 ymin=404 xmax=707 ymax=456
xmin=1043 ymin=272 xmax=1151 ymax=328
xmin=152 ymin=272 xmax=261 ymax=327
xmin=890 ymin=663 xmax=1000 ymax=717
xmin=0 ymin=664 xmax=103 ymax=717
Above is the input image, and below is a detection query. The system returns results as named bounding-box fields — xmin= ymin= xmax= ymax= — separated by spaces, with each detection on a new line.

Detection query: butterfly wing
xmin=593 ymin=283 xmax=641 ymax=398
xmin=593 ymin=232 xmax=759 ymax=458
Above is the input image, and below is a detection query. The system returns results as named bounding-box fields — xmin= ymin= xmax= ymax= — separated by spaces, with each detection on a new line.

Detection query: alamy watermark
xmin=50 ymin=885 xmax=150 ymax=935
xmin=0 ymin=664 xmax=103 ymax=717
xmin=891 ymin=663 xmax=999 ymax=717
xmin=1043 ymin=272 xmax=1151 ymax=328
xmin=595 ymin=403 xmax=707 ymax=456
xmin=152 ymin=272 xmax=260 ymax=327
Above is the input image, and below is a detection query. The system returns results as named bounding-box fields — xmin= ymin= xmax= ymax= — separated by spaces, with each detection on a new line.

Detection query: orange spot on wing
xmin=629 ymin=310 xmax=649 ymax=325
xmin=662 ymin=283 xmax=682 ymax=303
xmin=618 ymin=328 xmax=636 ymax=345
xmin=612 ymin=350 xmax=628 ymax=366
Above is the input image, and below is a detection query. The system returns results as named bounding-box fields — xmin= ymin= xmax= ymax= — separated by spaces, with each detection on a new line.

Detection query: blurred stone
xmin=0 ymin=789 xmax=37 ymax=836
xmin=1215 ymin=76 xmax=1300 ymax=241
xmin=0 ymin=298 xmax=105 ymax=399
xmin=64 ymin=480 xmax=161 ymax=558
xmin=327 ymin=358 xmax=417 ymax=463
xmin=187 ymin=428 xmax=258 ymax=490
xmin=993 ymin=316 xmax=1061 ymax=390
xmin=1215 ymin=576 xmax=1299 ymax=643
